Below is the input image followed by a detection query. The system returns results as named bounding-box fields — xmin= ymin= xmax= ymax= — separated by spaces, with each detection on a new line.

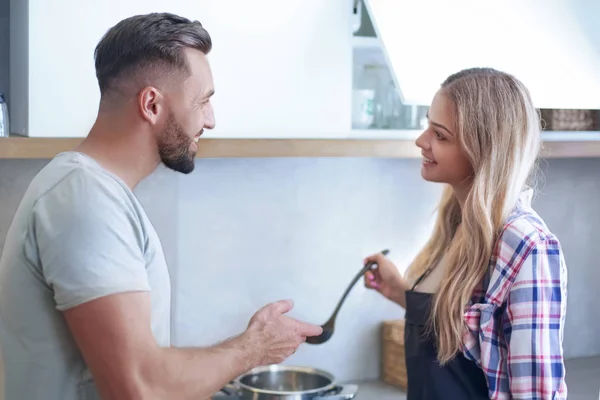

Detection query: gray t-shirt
xmin=0 ymin=151 xmax=171 ymax=399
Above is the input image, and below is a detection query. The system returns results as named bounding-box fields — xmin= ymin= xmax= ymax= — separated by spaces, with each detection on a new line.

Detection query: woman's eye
xmin=434 ymin=130 xmax=445 ymax=140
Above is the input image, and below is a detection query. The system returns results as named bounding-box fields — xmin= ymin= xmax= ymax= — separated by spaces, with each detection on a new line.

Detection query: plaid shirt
xmin=462 ymin=190 xmax=568 ymax=399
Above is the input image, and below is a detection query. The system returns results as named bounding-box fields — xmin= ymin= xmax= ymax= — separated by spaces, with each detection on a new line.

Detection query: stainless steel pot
xmin=217 ymin=365 xmax=358 ymax=400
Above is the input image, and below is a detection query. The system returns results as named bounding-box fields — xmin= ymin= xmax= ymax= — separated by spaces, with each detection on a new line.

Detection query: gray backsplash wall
xmin=0 ymin=0 xmax=8 ymax=101
xmin=0 ymin=157 xmax=599 ymax=381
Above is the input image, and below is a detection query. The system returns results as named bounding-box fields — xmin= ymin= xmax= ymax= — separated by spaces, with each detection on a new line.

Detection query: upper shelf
xmin=1 ymin=132 xmax=600 ymax=159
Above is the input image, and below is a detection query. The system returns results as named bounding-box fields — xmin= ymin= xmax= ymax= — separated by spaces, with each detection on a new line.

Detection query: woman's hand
xmin=363 ymin=252 xmax=408 ymax=308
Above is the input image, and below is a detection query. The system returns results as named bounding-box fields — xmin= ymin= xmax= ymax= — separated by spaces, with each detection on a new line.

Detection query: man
xmin=0 ymin=12 xmax=322 ymax=400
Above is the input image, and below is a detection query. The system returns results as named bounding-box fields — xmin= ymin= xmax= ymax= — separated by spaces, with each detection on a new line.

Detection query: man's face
xmin=157 ymin=49 xmax=215 ymax=174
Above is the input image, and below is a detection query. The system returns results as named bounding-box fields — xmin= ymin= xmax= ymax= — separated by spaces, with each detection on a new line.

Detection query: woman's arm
xmin=502 ymin=234 xmax=567 ymax=399
xmin=363 ymin=252 xmax=409 ymax=308
xmin=463 ymin=222 xmax=568 ymax=400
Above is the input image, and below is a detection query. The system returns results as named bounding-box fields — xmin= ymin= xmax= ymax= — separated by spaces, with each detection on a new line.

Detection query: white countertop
xmin=350 ymin=380 xmax=406 ymax=400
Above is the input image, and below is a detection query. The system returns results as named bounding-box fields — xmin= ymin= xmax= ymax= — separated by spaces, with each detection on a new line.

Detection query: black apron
xmin=404 ymin=272 xmax=489 ymax=400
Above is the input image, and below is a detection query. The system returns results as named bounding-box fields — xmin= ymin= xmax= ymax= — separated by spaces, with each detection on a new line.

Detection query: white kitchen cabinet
xmin=9 ymin=0 xmax=353 ymax=138
xmin=7 ymin=0 xmax=600 ymax=141
xmin=350 ymin=0 xmax=600 ymax=138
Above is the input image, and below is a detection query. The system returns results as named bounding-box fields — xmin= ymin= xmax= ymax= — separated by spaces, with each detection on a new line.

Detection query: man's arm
xmin=34 ymin=172 xmax=321 ymax=399
xmin=64 ymin=293 xmax=317 ymax=399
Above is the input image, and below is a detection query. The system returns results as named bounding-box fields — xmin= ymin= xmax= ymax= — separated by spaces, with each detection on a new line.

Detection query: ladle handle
xmin=328 ymin=249 xmax=390 ymax=321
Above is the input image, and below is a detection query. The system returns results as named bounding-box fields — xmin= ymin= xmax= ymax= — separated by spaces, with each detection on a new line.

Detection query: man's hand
xmin=63 ymin=294 xmax=322 ymax=400
xmin=242 ymin=300 xmax=323 ymax=365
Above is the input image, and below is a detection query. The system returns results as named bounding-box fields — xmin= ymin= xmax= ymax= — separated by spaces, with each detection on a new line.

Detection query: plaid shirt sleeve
xmin=463 ymin=219 xmax=568 ymax=400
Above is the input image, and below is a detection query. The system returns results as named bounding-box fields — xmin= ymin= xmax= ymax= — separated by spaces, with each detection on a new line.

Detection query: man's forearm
xmin=141 ymin=333 xmax=259 ymax=399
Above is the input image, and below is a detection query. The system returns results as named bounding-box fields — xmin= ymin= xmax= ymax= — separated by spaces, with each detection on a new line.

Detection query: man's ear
xmin=138 ymin=86 xmax=164 ymax=126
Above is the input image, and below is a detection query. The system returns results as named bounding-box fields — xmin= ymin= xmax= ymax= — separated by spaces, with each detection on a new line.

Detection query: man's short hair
xmin=94 ymin=12 xmax=212 ymax=99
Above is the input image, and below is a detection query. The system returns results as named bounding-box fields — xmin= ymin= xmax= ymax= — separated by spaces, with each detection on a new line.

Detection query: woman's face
xmin=415 ymin=90 xmax=472 ymax=190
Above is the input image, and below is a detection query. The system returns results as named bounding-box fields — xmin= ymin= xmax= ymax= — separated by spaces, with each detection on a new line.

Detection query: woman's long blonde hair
xmin=405 ymin=68 xmax=542 ymax=364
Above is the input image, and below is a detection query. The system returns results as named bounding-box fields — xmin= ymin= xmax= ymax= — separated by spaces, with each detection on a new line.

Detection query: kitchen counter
xmin=351 ymin=380 xmax=406 ymax=399
xmin=212 ymin=357 xmax=599 ymax=399
xmin=350 ymin=356 xmax=600 ymax=400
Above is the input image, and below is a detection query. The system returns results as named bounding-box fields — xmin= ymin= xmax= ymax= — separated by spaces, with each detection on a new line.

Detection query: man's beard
xmin=157 ymin=112 xmax=198 ymax=174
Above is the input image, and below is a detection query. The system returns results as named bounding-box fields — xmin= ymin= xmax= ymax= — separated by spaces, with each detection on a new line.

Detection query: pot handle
xmin=315 ymin=384 xmax=359 ymax=399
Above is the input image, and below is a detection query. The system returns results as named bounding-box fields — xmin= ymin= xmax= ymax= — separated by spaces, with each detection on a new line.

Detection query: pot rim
xmin=234 ymin=364 xmax=337 ymax=395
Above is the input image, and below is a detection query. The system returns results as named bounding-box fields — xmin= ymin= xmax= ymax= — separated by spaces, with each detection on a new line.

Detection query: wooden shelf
xmin=1 ymin=134 xmax=600 ymax=159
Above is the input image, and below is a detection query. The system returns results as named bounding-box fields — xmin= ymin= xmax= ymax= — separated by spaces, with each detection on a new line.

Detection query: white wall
xmin=172 ymin=158 xmax=441 ymax=380
xmin=1 ymin=157 xmax=599 ymax=381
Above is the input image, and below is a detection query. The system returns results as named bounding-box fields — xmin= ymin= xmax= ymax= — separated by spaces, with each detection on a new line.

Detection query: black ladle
xmin=306 ymin=249 xmax=390 ymax=345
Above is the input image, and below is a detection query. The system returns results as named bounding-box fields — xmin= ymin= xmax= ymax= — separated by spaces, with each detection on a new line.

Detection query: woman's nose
xmin=415 ymin=131 xmax=429 ymax=150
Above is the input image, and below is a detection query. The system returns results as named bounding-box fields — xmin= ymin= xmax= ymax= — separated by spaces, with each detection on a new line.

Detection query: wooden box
xmin=381 ymin=319 xmax=407 ymax=390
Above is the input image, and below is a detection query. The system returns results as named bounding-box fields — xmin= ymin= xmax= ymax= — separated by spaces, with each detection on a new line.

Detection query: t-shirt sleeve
xmin=31 ymin=169 xmax=151 ymax=311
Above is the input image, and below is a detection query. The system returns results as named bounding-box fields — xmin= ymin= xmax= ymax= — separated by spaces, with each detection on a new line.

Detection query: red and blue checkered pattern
xmin=462 ymin=191 xmax=568 ymax=399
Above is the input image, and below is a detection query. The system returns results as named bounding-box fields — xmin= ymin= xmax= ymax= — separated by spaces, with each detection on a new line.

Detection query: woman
xmin=364 ymin=68 xmax=568 ymax=399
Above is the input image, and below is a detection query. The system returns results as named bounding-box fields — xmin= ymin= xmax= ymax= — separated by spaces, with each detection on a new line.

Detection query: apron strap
xmin=411 ymin=265 xmax=435 ymax=291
